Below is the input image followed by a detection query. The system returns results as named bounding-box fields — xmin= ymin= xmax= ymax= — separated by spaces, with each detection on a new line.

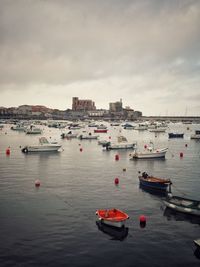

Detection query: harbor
xmin=0 ymin=120 xmax=200 ymax=266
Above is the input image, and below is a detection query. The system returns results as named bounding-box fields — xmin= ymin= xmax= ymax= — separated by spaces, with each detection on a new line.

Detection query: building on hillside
xmin=109 ymin=99 xmax=123 ymax=112
xmin=72 ymin=97 xmax=96 ymax=111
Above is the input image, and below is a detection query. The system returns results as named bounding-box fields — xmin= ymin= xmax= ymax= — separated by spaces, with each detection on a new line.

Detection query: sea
xmin=0 ymin=121 xmax=200 ymax=267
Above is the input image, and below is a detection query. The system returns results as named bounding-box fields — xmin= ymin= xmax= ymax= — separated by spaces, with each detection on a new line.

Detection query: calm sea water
xmin=0 ymin=122 xmax=200 ymax=267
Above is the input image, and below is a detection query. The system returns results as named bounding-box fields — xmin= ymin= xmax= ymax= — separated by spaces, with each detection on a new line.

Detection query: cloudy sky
xmin=0 ymin=0 xmax=200 ymax=115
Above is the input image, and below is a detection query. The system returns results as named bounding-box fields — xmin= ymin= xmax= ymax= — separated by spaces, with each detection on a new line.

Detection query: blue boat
xmin=138 ymin=172 xmax=172 ymax=191
xmin=168 ymin=133 xmax=184 ymax=138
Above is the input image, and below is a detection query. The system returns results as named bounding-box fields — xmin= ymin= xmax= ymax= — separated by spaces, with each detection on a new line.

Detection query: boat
xmin=138 ymin=172 xmax=172 ymax=191
xmin=78 ymin=133 xmax=98 ymax=140
xmin=134 ymin=123 xmax=148 ymax=130
xmin=21 ymin=137 xmax=62 ymax=153
xmin=163 ymin=195 xmax=200 ymax=216
xmin=123 ymin=123 xmax=135 ymax=130
xmin=103 ymin=136 xmax=136 ymax=150
xmin=96 ymin=208 xmax=129 ymax=228
xmin=191 ymin=130 xmax=200 ymax=139
xmin=194 ymin=239 xmax=200 ymax=249
xmin=26 ymin=126 xmax=42 ymax=134
xmin=61 ymin=131 xmax=78 ymax=139
xmin=94 ymin=129 xmax=108 ymax=133
xmin=130 ymin=144 xmax=168 ymax=159
xmin=148 ymin=126 xmax=167 ymax=132
xmin=168 ymin=133 xmax=184 ymax=138
xmin=11 ymin=124 xmax=27 ymax=131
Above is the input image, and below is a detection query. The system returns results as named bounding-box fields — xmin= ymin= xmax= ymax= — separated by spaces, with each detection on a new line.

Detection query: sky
xmin=0 ymin=0 xmax=200 ymax=116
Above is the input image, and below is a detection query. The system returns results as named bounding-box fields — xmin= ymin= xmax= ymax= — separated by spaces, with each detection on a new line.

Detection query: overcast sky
xmin=0 ymin=0 xmax=200 ymax=115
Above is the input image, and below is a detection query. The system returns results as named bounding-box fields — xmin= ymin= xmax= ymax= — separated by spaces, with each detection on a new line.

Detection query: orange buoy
xmin=180 ymin=152 xmax=183 ymax=158
xmin=35 ymin=180 xmax=41 ymax=187
xmin=6 ymin=148 xmax=10 ymax=156
xmin=114 ymin=178 xmax=119 ymax=185
xmin=115 ymin=154 xmax=119 ymax=161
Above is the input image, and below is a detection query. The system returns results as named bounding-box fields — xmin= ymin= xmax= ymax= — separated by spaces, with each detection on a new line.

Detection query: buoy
xmin=114 ymin=178 xmax=119 ymax=185
xmin=35 ymin=180 xmax=41 ymax=187
xmin=123 ymin=168 xmax=126 ymax=172
xmin=80 ymin=148 xmax=83 ymax=152
xmin=109 ymin=136 xmax=111 ymax=139
xmin=115 ymin=154 xmax=119 ymax=161
xmin=144 ymin=144 xmax=147 ymax=149
xmin=6 ymin=148 xmax=10 ymax=156
xmin=180 ymin=152 xmax=183 ymax=158
xmin=139 ymin=215 xmax=146 ymax=228
xmin=185 ymin=144 xmax=188 ymax=147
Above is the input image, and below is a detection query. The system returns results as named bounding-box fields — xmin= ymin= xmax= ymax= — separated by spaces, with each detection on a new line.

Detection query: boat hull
xmin=164 ymin=196 xmax=200 ymax=216
xmin=22 ymin=145 xmax=61 ymax=152
xmin=168 ymin=133 xmax=184 ymax=138
xmin=139 ymin=177 xmax=169 ymax=191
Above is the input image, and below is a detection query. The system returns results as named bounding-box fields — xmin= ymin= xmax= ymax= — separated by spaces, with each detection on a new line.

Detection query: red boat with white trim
xmin=96 ymin=208 xmax=129 ymax=228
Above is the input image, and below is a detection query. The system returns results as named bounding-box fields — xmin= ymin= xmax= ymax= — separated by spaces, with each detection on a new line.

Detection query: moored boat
xmin=103 ymin=136 xmax=136 ymax=150
xmin=21 ymin=137 xmax=62 ymax=153
xmin=61 ymin=131 xmax=78 ymax=139
xmin=78 ymin=133 xmax=98 ymax=140
xmin=163 ymin=195 xmax=200 ymax=216
xmin=96 ymin=208 xmax=129 ymax=228
xmin=191 ymin=130 xmax=200 ymax=139
xmin=94 ymin=129 xmax=108 ymax=133
xmin=168 ymin=133 xmax=184 ymax=138
xmin=138 ymin=172 xmax=172 ymax=191
xmin=130 ymin=144 xmax=168 ymax=159
xmin=26 ymin=126 xmax=42 ymax=134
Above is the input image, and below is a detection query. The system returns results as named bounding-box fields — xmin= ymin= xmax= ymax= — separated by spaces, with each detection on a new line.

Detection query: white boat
xmin=11 ymin=124 xmax=27 ymax=131
xmin=148 ymin=126 xmax=167 ymax=132
xmin=103 ymin=136 xmax=136 ymax=150
xmin=191 ymin=130 xmax=200 ymax=139
xmin=21 ymin=137 xmax=62 ymax=153
xmin=26 ymin=126 xmax=42 ymax=134
xmin=130 ymin=144 xmax=168 ymax=159
xmin=61 ymin=131 xmax=78 ymax=139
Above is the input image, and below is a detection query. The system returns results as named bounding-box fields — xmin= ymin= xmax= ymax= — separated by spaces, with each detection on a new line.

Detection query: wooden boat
xmin=194 ymin=239 xmax=200 ymax=249
xmin=138 ymin=172 xmax=172 ymax=191
xmin=96 ymin=208 xmax=129 ymax=228
xmin=168 ymin=133 xmax=184 ymax=138
xmin=163 ymin=195 xmax=200 ymax=216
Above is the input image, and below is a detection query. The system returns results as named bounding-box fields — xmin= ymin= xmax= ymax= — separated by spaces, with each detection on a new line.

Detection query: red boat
xmin=94 ymin=129 xmax=108 ymax=133
xmin=96 ymin=208 xmax=129 ymax=228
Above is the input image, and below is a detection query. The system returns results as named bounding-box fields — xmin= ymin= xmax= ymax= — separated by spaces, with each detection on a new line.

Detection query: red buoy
xmin=185 ymin=144 xmax=188 ymax=147
xmin=109 ymin=136 xmax=111 ymax=139
xmin=80 ymin=148 xmax=83 ymax=152
xmin=35 ymin=180 xmax=41 ymax=187
xmin=114 ymin=178 xmax=119 ymax=185
xmin=139 ymin=215 xmax=147 ymax=228
xmin=6 ymin=148 xmax=10 ymax=156
xmin=144 ymin=144 xmax=147 ymax=149
xmin=123 ymin=168 xmax=126 ymax=172
xmin=115 ymin=154 xmax=119 ymax=161
xmin=180 ymin=152 xmax=183 ymax=158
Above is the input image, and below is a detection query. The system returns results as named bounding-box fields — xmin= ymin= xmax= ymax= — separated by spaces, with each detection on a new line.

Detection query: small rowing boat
xmin=96 ymin=208 xmax=129 ymax=228
xmin=164 ymin=195 xmax=200 ymax=216
xmin=138 ymin=172 xmax=172 ymax=191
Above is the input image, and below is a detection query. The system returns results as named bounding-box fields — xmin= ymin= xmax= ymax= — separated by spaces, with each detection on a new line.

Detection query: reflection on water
xmin=139 ymin=184 xmax=168 ymax=197
xmin=163 ymin=207 xmax=200 ymax=225
xmin=96 ymin=221 xmax=129 ymax=241
xmin=194 ymin=248 xmax=200 ymax=260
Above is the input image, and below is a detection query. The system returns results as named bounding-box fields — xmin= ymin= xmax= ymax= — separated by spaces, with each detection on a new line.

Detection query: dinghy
xmin=96 ymin=208 xmax=129 ymax=228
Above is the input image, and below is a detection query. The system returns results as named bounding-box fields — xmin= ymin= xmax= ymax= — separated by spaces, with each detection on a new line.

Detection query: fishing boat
xmin=163 ymin=195 xmax=200 ymax=216
xmin=61 ymin=131 xmax=78 ymax=139
xmin=138 ymin=172 xmax=172 ymax=191
xmin=130 ymin=143 xmax=168 ymax=159
xmin=103 ymin=136 xmax=136 ymax=150
xmin=194 ymin=239 xmax=200 ymax=249
xmin=168 ymin=133 xmax=184 ymax=138
xmin=21 ymin=137 xmax=62 ymax=153
xmin=191 ymin=130 xmax=200 ymax=139
xmin=96 ymin=208 xmax=129 ymax=228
